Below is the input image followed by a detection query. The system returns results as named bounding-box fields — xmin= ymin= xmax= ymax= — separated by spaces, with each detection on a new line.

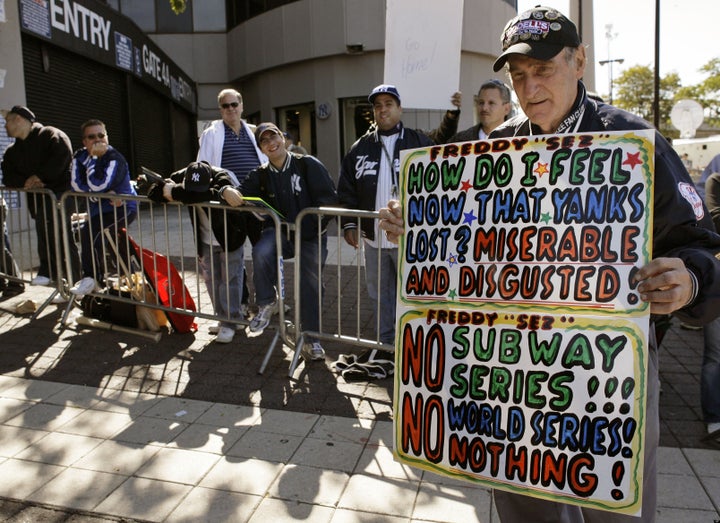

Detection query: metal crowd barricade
xmin=1 ymin=186 xmax=70 ymax=317
xmin=59 ymin=192 xmax=290 ymax=371
xmin=6 ymin=188 xmax=396 ymax=375
xmin=288 ymin=207 xmax=395 ymax=376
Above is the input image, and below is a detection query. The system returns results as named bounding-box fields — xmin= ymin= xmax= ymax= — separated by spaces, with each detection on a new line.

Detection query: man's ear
xmin=575 ymin=46 xmax=587 ymax=78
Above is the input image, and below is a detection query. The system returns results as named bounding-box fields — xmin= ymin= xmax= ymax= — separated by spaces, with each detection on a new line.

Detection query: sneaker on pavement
xmin=70 ymin=277 xmax=97 ymax=296
xmin=51 ymin=294 xmax=69 ymax=304
xmin=249 ymin=302 xmax=275 ymax=333
xmin=209 ymin=322 xmax=243 ymax=335
xmin=31 ymin=275 xmax=51 ymax=286
xmin=304 ymin=342 xmax=326 ymax=361
xmin=215 ymin=326 xmax=235 ymax=344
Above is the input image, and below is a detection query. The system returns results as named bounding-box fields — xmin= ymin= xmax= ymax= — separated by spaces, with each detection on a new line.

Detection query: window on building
xmin=226 ymin=0 xmax=300 ymax=30
xmin=120 ymin=0 xmax=156 ymax=32
xmin=340 ymin=98 xmax=373 ymax=154
xmin=277 ymin=103 xmax=315 ymax=156
xmin=156 ymin=0 xmax=193 ymax=32
xmin=244 ymin=111 xmax=261 ymax=126
xmin=193 ymin=0 xmax=227 ymax=32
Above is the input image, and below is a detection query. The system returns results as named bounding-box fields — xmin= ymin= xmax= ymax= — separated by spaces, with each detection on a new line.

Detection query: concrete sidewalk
xmin=0 ymin=286 xmax=718 ymax=521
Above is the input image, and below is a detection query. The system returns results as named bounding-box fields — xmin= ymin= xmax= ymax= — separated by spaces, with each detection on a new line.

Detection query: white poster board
xmin=384 ymin=0 xmax=463 ymax=109
xmin=392 ymin=130 xmax=656 ymax=516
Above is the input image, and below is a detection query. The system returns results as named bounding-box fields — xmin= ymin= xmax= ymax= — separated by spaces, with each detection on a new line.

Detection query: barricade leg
xmin=258 ymin=331 xmax=281 ymax=374
xmin=286 ymin=208 xmax=400 ymax=377
xmin=0 ymin=199 xmax=24 ymax=296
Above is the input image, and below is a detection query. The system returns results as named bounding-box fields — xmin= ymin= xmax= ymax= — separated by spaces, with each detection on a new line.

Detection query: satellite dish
xmin=671 ymin=99 xmax=704 ymax=138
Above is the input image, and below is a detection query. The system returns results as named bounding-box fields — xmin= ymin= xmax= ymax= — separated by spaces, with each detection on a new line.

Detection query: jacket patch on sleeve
xmin=678 ymin=182 xmax=705 ymax=220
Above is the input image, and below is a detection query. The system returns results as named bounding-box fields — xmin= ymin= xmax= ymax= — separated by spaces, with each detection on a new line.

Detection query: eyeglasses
xmin=84 ymin=132 xmax=106 ymax=140
xmin=220 ymin=102 xmax=240 ymax=109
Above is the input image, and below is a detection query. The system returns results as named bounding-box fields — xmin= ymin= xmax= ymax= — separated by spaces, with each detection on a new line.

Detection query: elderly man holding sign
xmin=380 ymin=6 xmax=720 ymax=523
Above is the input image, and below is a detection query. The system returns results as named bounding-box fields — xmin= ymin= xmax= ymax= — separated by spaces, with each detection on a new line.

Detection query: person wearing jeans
xmin=363 ymin=243 xmax=397 ymax=345
xmin=223 ymin=122 xmax=337 ymax=360
xmin=69 ymin=119 xmax=137 ymax=296
xmin=251 ymin=226 xmax=327 ymax=344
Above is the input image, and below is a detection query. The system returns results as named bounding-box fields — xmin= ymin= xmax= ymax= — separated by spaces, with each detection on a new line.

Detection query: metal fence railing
xmin=289 ymin=207 xmax=394 ymax=376
xmin=1 ymin=187 xmax=74 ymax=317
xmin=2 ymin=188 xmax=394 ymax=376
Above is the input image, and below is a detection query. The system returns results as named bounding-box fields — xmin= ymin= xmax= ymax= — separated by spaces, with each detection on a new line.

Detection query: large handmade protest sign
xmin=392 ymin=130 xmax=655 ymax=515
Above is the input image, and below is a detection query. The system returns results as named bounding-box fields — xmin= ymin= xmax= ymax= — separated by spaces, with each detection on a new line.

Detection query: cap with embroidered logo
xmin=368 ymin=84 xmax=401 ymax=105
xmin=254 ymin=122 xmax=283 ymax=144
xmin=493 ymin=6 xmax=580 ymax=72
xmin=183 ymin=161 xmax=212 ymax=192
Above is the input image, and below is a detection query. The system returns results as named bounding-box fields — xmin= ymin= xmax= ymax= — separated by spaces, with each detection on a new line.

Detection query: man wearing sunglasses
xmin=69 ymin=119 xmax=137 ymax=296
xmin=196 ymin=89 xmax=267 ymax=339
xmin=197 ymin=89 xmax=267 ymax=186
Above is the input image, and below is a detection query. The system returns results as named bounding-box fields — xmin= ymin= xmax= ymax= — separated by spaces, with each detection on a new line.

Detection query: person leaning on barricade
xmin=222 ymin=122 xmax=338 ymax=361
xmin=69 ymin=119 xmax=138 ymax=297
xmin=1 ymin=105 xmax=80 ymax=297
xmin=146 ymin=161 xmax=258 ymax=344
xmin=378 ymin=5 xmax=720 ymax=523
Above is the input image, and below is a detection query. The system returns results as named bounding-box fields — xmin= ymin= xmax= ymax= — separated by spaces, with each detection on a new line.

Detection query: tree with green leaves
xmin=611 ymin=65 xmax=681 ymax=136
xmin=676 ymin=58 xmax=720 ymax=130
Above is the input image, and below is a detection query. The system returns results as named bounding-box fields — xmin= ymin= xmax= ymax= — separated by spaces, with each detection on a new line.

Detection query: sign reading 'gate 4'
xmin=392 ymin=130 xmax=655 ymax=516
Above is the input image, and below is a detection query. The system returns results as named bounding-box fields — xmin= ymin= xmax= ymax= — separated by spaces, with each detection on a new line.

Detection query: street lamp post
xmin=599 ymin=58 xmax=625 ymax=105
xmin=601 ymin=24 xmax=625 ymax=105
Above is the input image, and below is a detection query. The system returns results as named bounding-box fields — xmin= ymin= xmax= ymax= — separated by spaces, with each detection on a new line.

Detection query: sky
xmin=515 ymin=0 xmax=720 ymax=100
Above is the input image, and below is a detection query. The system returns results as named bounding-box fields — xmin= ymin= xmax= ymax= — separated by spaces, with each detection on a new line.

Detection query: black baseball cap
xmin=493 ymin=6 xmax=581 ymax=72
xmin=254 ymin=122 xmax=283 ymax=143
xmin=4 ymin=105 xmax=36 ymax=123
xmin=183 ymin=161 xmax=212 ymax=192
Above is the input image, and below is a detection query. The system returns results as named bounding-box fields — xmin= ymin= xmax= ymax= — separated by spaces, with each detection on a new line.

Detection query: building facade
xmin=1 ymin=0 xmax=595 ymax=177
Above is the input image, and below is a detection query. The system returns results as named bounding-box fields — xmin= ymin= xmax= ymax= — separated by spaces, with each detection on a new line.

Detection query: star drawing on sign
xmin=534 ymin=162 xmax=549 ymax=177
xmin=461 ymin=179 xmax=473 ymax=192
xmin=541 ymin=212 xmax=552 ymax=224
xmin=463 ymin=210 xmax=477 ymax=225
xmin=623 ymin=152 xmax=643 ymax=169
xmin=448 ymin=289 xmax=457 ymax=299
xmin=447 ymin=253 xmax=458 ymax=267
